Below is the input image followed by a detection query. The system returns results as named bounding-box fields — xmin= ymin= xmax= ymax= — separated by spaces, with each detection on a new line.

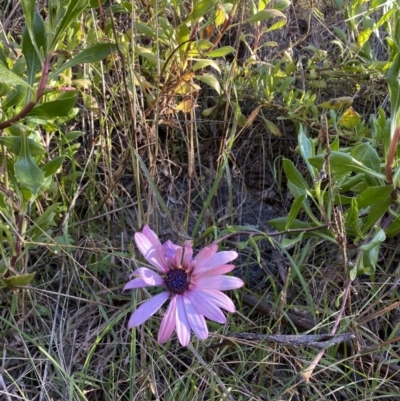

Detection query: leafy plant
xmin=0 ymin=1 xmax=116 ymax=287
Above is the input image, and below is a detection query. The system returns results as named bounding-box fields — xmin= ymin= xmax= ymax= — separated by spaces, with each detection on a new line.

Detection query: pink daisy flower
xmin=123 ymin=225 xmax=244 ymax=346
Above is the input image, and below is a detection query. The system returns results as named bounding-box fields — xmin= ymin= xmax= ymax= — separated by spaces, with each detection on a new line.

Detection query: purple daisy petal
xmin=194 ymin=244 xmax=218 ymax=265
xmin=135 ymin=232 xmax=168 ymax=272
xmin=182 ymin=241 xmax=194 ymax=267
xmin=186 ymin=289 xmax=227 ymax=323
xmin=128 ymin=291 xmax=170 ymax=327
xmin=164 ymin=240 xmax=183 ymax=267
xmin=158 ymin=295 xmax=178 ymax=344
xmin=142 ymin=225 xmax=162 ymax=248
xmin=176 ymin=295 xmax=191 ymax=346
xmin=132 ymin=267 xmax=165 ymax=286
xmin=194 ymin=275 xmax=244 ymax=291
xmin=197 ymin=289 xmax=236 ymax=312
xmin=194 ymin=251 xmax=238 ymax=276
xmin=183 ymin=295 xmax=208 ymax=340
xmin=123 ymin=278 xmax=150 ymax=291
xmin=194 ymin=264 xmax=236 ymax=279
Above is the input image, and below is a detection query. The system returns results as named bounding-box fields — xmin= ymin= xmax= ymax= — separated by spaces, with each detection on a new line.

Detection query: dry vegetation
xmin=0 ymin=0 xmax=399 ymax=400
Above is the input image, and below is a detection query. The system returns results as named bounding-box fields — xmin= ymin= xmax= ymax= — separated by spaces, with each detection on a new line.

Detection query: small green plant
xmin=0 ymin=1 xmax=115 ymax=287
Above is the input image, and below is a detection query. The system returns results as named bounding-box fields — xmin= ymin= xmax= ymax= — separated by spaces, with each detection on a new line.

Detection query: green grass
xmin=0 ymin=0 xmax=400 ymax=400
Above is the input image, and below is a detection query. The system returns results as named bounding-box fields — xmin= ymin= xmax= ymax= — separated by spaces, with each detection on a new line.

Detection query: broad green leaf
xmin=2 ymin=85 xmax=27 ymax=109
xmin=28 ymin=91 xmax=78 ymax=118
xmin=360 ymin=247 xmax=379 ymax=274
xmin=208 ymin=46 xmax=236 ymax=57
xmin=15 ymin=133 xmax=45 ymax=195
xmin=0 ymin=62 xmax=33 ymax=91
xmin=3 ymin=273 xmax=35 ymax=287
xmin=298 ymin=125 xmax=316 ymax=180
xmin=192 ymin=59 xmax=221 ymax=73
xmin=333 ymin=27 xmax=347 ymax=44
xmin=266 ymin=19 xmax=287 ymax=32
xmin=196 ymin=74 xmax=221 ymax=94
xmin=186 ymin=0 xmax=217 ymax=22
xmin=344 ymin=197 xmax=364 ymax=238
xmin=21 ymin=0 xmax=36 ymax=51
xmin=247 ymin=9 xmax=285 ymax=23
xmin=178 ymin=23 xmax=190 ymax=45
xmin=89 ymin=0 xmax=108 ymax=7
xmin=283 ymin=158 xmax=309 ymax=191
xmin=285 ymin=194 xmax=305 ymax=230
xmin=264 ymin=118 xmax=281 ymax=137
xmin=50 ymin=43 xmax=117 ymax=80
xmin=22 ymin=11 xmax=46 ymax=90
xmin=27 ymin=202 xmax=59 ymax=240
xmin=42 ymin=155 xmax=65 ymax=177
xmin=0 ymin=136 xmax=46 ymax=156
xmin=361 ymin=197 xmax=392 ymax=234
xmin=132 ymin=23 xmax=156 ymax=38
xmin=273 ymin=0 xmax=291 ymax=11
xmin=350 ymin=142 xmax=381 ymax=173
xmin=281 ymin=232 xmax=304 ymax=248
xmin=62 ymin=131 xmax=83 ymax=143
xmin=359 ymin=227 xmax=386 ymax=251
xmin=48 ymin=0 xmax=88 ymax=53
xmin=357 ymin=185 xmax=393 ymax=209
xmin=308 ymin=151 xmax=386 ymax=181
xmin=385 ymin=214 xmax=400 ymax=237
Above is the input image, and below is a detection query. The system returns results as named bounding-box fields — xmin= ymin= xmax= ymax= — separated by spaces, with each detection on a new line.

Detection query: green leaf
xmin=247 ymin=9 xmax=285 ymax=23
xmin=298 ymin=125 xmax=316 ymax=180
xmin=3 ymin=272 xmax=35 ymax=287
xmin=21 ymin=0 xmax=36 ymax=50
xmin=50 ymin=43 xmax=117 ymax=80
xmin=28 ymin=91 xmax=78 ymax=118
xmin=0 ymin=136 xmax=46 ymax=156
xmin=48 ymin=0 xmax=88 ymax=53
xmin=2 ymin=85 xmax=27 ymax=109
xmin=357 ymin=185 xmax=393 ymax=209
xmin=196 ymin=74 xmax=221 ymax=94
xmin=208 ymin=46 xmax=236 ymax=58
xmin=27 ymin=202 xmax=59 ymax=241
xmin=361 ymin=197 xmax=392 ymax=234
xmin=15 ymin=133 xmax=45 ymax=195
xmin=273 ymin=0 xmax=291 ymax=11
xmin=132 ymin=23 xmax=156 ymax=38
xmin=308 ymin=151 xmax=386 ymax=181
xmin=42 ymin=155 xmax=65 ymax=177
xmin=344 ymin=198 xmax=364 ymax=238
xmin=283 ymin=158 xmax=310 ymax=191
xmin=192 ymin=59 xmax=221 ymax=73
xmin=178 ymin=23 xmax=190 ymax=45
xmin=22 ymin=11 xmax=46 ymax=89
xmin=385 ymin=214 xmax=400 ymax=237
xmin=359 ymin=227 xmax=386 ymax=251
xmin=0 ymin=62 xmax=33 ymax=91
xmin=350 ymin=143 xmax=381 ymax=173
xmin=89 ymin=0 xmax=107 ymax=7
xmin=285 ymin=194 xmax=306 ymax=230
xmin=186 ymin=0 xmax=217 ymax=22
xmin=264 ymin=118 xmax=281 ymax=137
xmin=281 ymin=232 xmax=304 ymax=248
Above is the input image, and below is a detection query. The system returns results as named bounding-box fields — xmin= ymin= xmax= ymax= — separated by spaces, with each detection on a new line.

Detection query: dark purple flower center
xmin=165 ymin=269 xmax=189 ymax=294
